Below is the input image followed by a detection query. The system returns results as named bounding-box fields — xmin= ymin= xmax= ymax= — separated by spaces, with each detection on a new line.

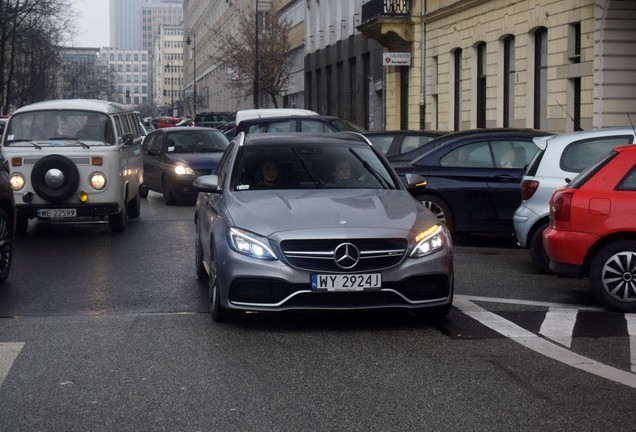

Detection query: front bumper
xmin=17 ymin=202 xmax=120 ymax=218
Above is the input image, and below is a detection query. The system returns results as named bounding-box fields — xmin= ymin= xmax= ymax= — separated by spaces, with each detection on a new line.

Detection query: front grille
xmin=280 ymin=238 xmax=408 ymax=272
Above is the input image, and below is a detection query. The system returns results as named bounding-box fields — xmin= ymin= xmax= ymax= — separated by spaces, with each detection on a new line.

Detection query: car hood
xmin=169 ymin=152 xmax=224 ymax=170
xmin=224 ymin=189 xmax=439 ymax=236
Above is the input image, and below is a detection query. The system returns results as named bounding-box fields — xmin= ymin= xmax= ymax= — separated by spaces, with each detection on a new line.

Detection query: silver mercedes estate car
xmin=193 ymin=132 xmax=454 ymax=322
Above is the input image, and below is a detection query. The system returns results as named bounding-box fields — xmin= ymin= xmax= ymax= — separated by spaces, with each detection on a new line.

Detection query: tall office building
xmin=110 ymin=0 xmax=182 ymax=50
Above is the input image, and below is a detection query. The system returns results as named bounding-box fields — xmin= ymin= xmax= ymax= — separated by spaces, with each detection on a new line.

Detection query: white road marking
xmin=625 ymin=314 xmax=636 ymax=373
xmin=454 ymin=296 xmax=636 ymax=389
xmin=539 ymin=307 xmax=578 ymax=347
xmin=0 ymin=342 xmax=25 ymax=387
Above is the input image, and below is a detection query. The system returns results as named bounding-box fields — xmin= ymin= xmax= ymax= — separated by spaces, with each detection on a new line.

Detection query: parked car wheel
xmin=0 ymin=209 xmax=13 ymax=283
xmin=529 ymin=221 xmax=552 ymax=274
xmin=417 ymin=194 xmax=454 ymax=234
xmin=195 ymin=235 xmax=207 ymax=280
xmin=590 ymin=240 xmax=636 ymax=312
xmin=209 ymin=253 xmax=231 ymax=322
xmin=162 ymin=177 xmax=176 ymax=205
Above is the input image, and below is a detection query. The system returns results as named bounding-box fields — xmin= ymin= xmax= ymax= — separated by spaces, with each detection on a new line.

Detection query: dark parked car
xmin=193 ymin=132 xmax=453 ymax=322
xmin=364 ymin=130 xmax=447 ymax=157
xmin=544 ymin=144 xmax=636 ymax=312
xmin=0 ymin=153 xmax=15 ymax=282
xmin=391 ymin=128 xmax=551 ymax=237
xmin=140 ymin=127 xmax=230 ymax=204
xmin=235 ymin=115 xmax=366 ymax=136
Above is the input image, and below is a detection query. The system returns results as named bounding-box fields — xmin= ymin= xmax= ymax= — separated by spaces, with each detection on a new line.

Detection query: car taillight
xmin=521 ymin=180 xmax=539 ymax=200
xmin=550 ymin=191 xmax=573 ymax=222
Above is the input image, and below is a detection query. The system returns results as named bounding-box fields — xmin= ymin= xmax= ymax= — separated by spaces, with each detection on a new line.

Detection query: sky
xmin=70 ymin=0 xmax=110 ymax=47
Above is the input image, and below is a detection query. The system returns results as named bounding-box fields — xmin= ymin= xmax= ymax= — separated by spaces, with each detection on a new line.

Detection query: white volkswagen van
xmin=2 ymin=99 xmax=143 ymax=233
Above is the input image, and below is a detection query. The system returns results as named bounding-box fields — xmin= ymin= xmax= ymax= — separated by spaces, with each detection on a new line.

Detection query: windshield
xmin=166 ymin=130 xmax=230 ymax=153
xmin=3 ymin=110 xmax=115 ymax=146
xmin=233 ymin=143 xmax=398 ymax=191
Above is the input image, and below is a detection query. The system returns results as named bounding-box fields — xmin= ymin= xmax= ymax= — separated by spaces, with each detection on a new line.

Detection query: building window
xmin=570 ymin=22 xmax=582 ymax=131
xmin=453 ymin=49 xmax=462 ymax=131
xmin=476 ymin=42 xmax=487 ymax=128
xmin=503 ymin=35 xmax=515 ymax=127
xmin=534 ymin=27 xmax=548 ymax=130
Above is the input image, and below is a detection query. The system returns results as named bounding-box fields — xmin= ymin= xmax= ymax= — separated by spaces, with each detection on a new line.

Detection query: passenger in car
xmin=332 ymin=159 xmax=353 ymax=182
xmin=255 ymin=159 xmax=283 ymax=189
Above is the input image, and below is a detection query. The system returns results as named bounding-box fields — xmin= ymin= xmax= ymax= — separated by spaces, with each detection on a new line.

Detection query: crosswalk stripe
xmin=539 ymin=307 xmax=578 ymax=347
xmin=625 ymin=314 xmax=636 ymax=373
xmin=454 ymin=296 xmax=636 ymax=389
xmin=0 ymin=342 xmax=25 ymax=388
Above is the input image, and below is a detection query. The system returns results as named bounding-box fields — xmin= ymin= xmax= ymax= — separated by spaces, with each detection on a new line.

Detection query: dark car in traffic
xmin=391 ymin=128 xmax=551 ymax=237
xmin=140 ymin=127 xmax=230 ymax=204
xmin=363 ymin=130 xmax=447 ymax=157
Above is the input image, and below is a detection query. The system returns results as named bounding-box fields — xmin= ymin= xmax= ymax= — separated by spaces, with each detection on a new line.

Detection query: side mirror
xmin=404 ymin=173 xmax=427 ymax=188
xmin=193 ymin=175 xmax=222 ymax=193
xmin=123 ymin=133 xmax=134 ymax=146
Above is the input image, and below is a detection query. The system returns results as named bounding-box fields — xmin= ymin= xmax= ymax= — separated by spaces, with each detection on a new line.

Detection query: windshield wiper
xmin=5 ymin=140 xmax=42 ymax=149
xmin=348 ymin=148 xmax=394 ymax=189
xmin=49 ymin=137 xmax=90 ymax=149
xmin=291 ymin=147 xmax=324 ymax=188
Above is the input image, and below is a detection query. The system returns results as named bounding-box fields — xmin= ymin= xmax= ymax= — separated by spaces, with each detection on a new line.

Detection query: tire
xmin=139 ymin=184 xmax=149 ymax=198
xmin=108 ymin=202 xmax=128 ymax=233
xmin=209 ymin=253 xmax=231 ymax=322
xmin=195 ymin=234 xmax=207 ymax=280
xmin=416 ymin=194 xmax=455 ymax=235
xmin=16 ymin=215 xmax=29 ymax=236
xmin=162 ymin=177 xmax=176 ymax=205
xmin=529 ymin=222 xmax=553 ymax=274
xmin=31 ymin=154 xmax=80 ymax=203
xmin=126 ymin=192 xmax=141 ymax=219
xmin=590 ymin=240 xmax=636 ymax=312
xmin=0 ymin=209 xmax=13 ymax=283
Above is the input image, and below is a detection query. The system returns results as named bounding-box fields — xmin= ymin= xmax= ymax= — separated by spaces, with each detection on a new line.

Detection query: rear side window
xmin=440 ymin=141 xmax=493 ymax=168
xmin=618 ymin=166 xmax=636 ymax=190
xmin=568 ymin=150 xmax=618 ymax=188
xmin=561 ymin=135 xmax=633 ymax=173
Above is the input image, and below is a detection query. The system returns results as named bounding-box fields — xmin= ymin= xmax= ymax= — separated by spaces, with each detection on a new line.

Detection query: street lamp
xmin=185 ymin=33 xmax=196 ymax=118
xmin=165 ymin=63 xmax=174 ymax=116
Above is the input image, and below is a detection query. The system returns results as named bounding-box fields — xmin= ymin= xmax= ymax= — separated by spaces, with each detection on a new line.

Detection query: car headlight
xmin=174 ymin=163 xmax=194 ymax=175
xmin=410 ymin=225 xmax=446 ymax=258
xmin=10 ymin=174 xmax=25 ymax=191
xmin=228 ymin=227 xmax=277 ymax=260
xmin=90 ymin=172 xmax=107 ymax=190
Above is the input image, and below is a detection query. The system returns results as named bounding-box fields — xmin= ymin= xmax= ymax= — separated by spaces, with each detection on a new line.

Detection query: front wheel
xmin=126 ymin=193 xmax=141 ymax=219
xmin=195 ymin=235 xmax=207 ymax=280
xmin=417 ymin=194 xmax=455 ymax=235
xmin=108 ymin=203 xmax=128 ymax=233
xmin=0 ymin=209 xmax=13 ymax=283
xmin=209 ymin=254 xmax=232 ymax=322
xmin=139 ymin=184 xmax=149 ymax=198
xmin=162 ymin=177 xmax=176 ymax=206
xmin=590 ymin=240 xmax=636 ymax=312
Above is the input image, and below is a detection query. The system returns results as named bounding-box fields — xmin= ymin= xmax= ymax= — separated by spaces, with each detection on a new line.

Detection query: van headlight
xmin=410 ymin=225 xmax=446 ymax=257
xmin=10 ymin=174 xmax=25 ymax=191
xmin=228 ymin=227 xmax=277 ymax=260
xmin=174 ymin=163 xmax=194 ymax=175
xmin=90 ymin=172 xmax=107 ymax=190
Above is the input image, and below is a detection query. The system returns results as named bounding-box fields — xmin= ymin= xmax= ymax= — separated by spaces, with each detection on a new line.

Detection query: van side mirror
xmin=123 ymin=133 xmax=134 ymax=146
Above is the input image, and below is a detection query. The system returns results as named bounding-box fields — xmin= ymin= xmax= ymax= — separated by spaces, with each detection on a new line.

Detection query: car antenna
xmin=556 ymin=99 xmax=581 ymax=131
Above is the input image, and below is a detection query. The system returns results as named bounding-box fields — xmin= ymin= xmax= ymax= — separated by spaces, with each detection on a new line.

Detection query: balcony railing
xmin=361 ymin=0 xmax=412 ymax=25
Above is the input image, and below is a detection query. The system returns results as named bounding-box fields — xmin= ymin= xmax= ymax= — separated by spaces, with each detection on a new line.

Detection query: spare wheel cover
xmin=31 ymin=155 xmax=80 ymax=203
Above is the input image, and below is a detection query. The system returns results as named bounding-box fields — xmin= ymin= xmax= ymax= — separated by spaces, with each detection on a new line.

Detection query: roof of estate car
xmin=238 ymin=132 xmax=369 ymax=147
xmin=12 ymin=99 xmax=133 ymax=114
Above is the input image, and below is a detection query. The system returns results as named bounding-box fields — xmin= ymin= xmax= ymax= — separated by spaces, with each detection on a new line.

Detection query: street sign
xmin=383 ymin=52 xmax=411 ymax=66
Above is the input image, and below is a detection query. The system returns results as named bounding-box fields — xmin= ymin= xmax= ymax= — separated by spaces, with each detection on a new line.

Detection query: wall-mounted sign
xmin=383 ymin=52 xmax=411 ymax=66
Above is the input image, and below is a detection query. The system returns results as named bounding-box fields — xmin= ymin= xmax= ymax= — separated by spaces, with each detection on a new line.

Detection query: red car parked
xmin=157 ymin=117 xmax=181 ymax=128
xmin=543 ymin=144 xmax=636 ymax=312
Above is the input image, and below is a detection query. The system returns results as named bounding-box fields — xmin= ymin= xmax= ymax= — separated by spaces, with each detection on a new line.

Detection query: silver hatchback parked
xmin=513 ymin=127 xmax=635 ymax=273
xmin=194 ymin=132 xmax=454 ymax=322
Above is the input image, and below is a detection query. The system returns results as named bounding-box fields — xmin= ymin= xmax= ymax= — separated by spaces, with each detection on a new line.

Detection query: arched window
xmin=534 ymin=27 xmax=548 ymax=130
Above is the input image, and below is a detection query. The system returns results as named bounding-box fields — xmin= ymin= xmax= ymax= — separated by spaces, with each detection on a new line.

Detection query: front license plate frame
xmin=37 ymin=208 xmax=77 ymax=218
xmin=311 ymin=273 xmax=382 ymax=291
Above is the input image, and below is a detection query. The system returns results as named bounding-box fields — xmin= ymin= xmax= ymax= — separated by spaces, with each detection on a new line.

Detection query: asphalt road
xmin=1 ymin=192 xmax=634 ymax=432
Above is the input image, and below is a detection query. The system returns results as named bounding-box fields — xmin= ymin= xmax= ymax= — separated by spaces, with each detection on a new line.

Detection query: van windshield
xmin=3 ymin=110 xmax=116 ymax=146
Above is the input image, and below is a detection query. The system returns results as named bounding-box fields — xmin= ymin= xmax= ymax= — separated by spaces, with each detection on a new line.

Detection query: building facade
xmin=155 ymin=25 xmax=185 ymax=116
xmin=59 ymin=47 xmax=113 ymax=101
xmin=100 ymin=48 xmax=151 ymax=106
